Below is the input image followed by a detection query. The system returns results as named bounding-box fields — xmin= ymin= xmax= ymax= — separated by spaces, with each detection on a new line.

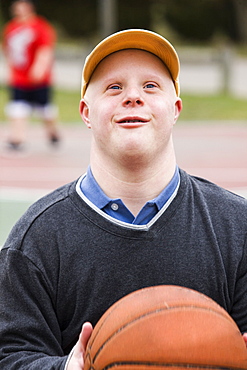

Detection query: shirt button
xmin=111 ymin=203 xmax=119 ymax=211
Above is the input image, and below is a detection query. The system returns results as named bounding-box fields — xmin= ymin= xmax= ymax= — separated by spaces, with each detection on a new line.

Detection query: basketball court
xmin=0 ymin=122 xmax=247 ymax=246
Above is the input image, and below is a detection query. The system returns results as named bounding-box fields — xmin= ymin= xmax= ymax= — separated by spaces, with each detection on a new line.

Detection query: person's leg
xmin=34 ymin=86 xmax=60 ymax=145
xmin=42 ymin=103 xmax=60 ymax=144
xmin=4 ymin=99 xmax=31 ymax=149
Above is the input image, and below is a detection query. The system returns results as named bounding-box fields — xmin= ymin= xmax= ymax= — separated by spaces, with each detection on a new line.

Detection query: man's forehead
xmin=91 ymin=48 xmax=171 ymax=77
xmin=83 ymin=48 xmax=174 ymax=100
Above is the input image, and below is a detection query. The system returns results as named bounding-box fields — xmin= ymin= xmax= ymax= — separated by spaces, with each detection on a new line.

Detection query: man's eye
xmin=108 ymin=84 xmax=121 ymax=90
xmin=144 ymin=83 xmax=156 ymax=89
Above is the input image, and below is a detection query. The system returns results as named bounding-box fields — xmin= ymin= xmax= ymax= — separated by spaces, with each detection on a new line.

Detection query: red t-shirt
xmin=3 ymin=16 xmax=56 ymax=88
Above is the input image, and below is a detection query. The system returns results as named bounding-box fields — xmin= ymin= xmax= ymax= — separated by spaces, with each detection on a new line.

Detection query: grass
xmin=1 ymin=85 xmax=247 ymax=124
xmin=180 ymin=93 xmax=247 ymax=122
xmin=53 ymin=88 xmax=82 ymax=123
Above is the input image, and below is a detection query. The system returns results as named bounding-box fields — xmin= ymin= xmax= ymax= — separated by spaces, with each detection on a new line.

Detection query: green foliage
xmin=37 ymin=0 xmax=98 ymax=38
xmin=0 ymin=0 xmax=243 ymax=43
xmin=163 ymin=0 xmax=235 ymax=43
xmin=0 ymin=0 xmax=98 ymax=38
xmin=118 ymin=0 xmax=152 ymax=30
xmin=0 ymin=0 xmax=152 ymax=39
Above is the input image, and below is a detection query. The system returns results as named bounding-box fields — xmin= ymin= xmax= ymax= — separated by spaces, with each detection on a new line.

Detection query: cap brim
xmin=81 ymin=29 xmax=180 ymax=97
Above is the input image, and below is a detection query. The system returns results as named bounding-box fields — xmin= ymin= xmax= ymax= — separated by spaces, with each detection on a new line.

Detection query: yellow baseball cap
xmin=81 ymin=29 xmax=180 ymax=97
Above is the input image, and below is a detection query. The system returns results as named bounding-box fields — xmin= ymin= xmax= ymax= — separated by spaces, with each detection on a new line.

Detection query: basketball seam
xmin=92 ymin=305 xmax=238 ymax=363
xmin=101 ymin=361 xmax=246 ymax=370
xmin=89 ymin=289 xmax=229 ymax=350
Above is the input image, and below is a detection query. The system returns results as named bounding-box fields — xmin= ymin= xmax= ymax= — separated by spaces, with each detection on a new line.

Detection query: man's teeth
xmin=123 ymin=119 xmax=141 ymax=123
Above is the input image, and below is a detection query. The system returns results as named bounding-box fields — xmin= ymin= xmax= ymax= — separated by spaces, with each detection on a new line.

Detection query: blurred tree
xmin=98 ymin=0 xmax=118 ymax=38
xmin=37 ymin=0 xmax=98 ymax=38
xmin=118 ymin=0 xmax=152 ymax=31
xmin=0 ymin=0 xmax=98 ymax=38
xmin=1 ymin=0 xmax=246 ymax=44
xmin=1 ymin=0 xmax=151 ymax=39
xmin=156 ymin=0 xmax=247 ymax=44
xmin=161 ymin=0 xmax=228 ymax=42
xmin=230 ymin=0 xmax=247 ymax=43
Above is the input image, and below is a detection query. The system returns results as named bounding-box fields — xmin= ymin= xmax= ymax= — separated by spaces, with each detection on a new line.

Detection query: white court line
xmin=1 ymin=167 xmax=82 ymax=182
xmin=0 ymin=187 xmax=51 ymax=202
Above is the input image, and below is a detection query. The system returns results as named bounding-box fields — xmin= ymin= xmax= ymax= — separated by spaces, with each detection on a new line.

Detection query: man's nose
xmin=122 ymin=87 xmax=144 ymax=107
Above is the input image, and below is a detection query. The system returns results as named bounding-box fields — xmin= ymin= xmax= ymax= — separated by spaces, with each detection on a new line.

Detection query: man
xmin=2 ymin=0 xmax=59 ymax=150
xmin=0 ymin=29 xmax=247 ymax=369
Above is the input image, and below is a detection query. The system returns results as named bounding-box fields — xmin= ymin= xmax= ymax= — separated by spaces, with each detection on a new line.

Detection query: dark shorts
xmin=10 ymin=86 xmax=52 ymax=106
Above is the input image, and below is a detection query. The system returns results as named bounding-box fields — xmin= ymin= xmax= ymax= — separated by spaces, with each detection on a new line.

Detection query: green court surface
xmin=0 ymin=199 xmax=36 ymax=247
xmin=0 ymin=190 xmax=47 ymax=247
xmin=0 ymin=199 xmax=33 ymax=246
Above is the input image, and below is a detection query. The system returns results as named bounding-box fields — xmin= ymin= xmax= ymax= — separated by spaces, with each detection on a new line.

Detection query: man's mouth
xmin=117 ymin=117 xmax=148 ymax=125
xmin=120 ymin=119 xmax=144 ymax=123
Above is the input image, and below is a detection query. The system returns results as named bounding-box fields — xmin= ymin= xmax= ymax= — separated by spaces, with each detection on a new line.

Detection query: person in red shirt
xmin=3 ymin=0 xmax=60 ymax=150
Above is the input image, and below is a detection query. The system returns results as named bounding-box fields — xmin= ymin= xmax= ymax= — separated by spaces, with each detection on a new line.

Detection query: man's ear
xmin=174 ymin=98 xmax=183 ymax=123
xmin=79 ymin=99 xmax=91 ymax=128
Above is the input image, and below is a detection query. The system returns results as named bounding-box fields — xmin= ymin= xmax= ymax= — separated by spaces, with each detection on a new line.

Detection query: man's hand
xmin=67 ymin=322 xmax=93 ymax=370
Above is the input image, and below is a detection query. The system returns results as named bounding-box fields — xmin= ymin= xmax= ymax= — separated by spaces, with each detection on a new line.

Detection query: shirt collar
xmin=80 ymin=166 xmax=113 ymax=209
xmin=80 ymin=165 xmax=180 ymax=212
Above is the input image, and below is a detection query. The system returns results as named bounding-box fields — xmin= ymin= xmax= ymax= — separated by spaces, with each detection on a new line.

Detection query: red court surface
xmin=0 ymin=123 xmax=247 ymax=198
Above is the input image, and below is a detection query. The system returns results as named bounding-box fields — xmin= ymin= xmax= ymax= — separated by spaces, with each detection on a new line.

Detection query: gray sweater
xmin=1 ymin=169 xmax=247 ymax=369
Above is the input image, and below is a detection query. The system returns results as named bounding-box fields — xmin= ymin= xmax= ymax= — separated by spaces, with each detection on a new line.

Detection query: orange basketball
xmin=84 ymin=285 xmax=247 ymax=370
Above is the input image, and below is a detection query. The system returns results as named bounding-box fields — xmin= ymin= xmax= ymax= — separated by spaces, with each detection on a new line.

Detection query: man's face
xmin=80 ymin=49 xmax=182 ymax=165
xmin=11 ymin=1 xmax=34 ymax=20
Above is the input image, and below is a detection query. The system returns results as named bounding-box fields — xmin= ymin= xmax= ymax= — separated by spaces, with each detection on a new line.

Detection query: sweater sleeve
xmin=0 ymin=247 xmax=67 ymax=369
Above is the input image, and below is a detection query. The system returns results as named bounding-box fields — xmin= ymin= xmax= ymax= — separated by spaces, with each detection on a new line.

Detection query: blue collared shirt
xmin=80 ymin=166 xmax=180 ymax=225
